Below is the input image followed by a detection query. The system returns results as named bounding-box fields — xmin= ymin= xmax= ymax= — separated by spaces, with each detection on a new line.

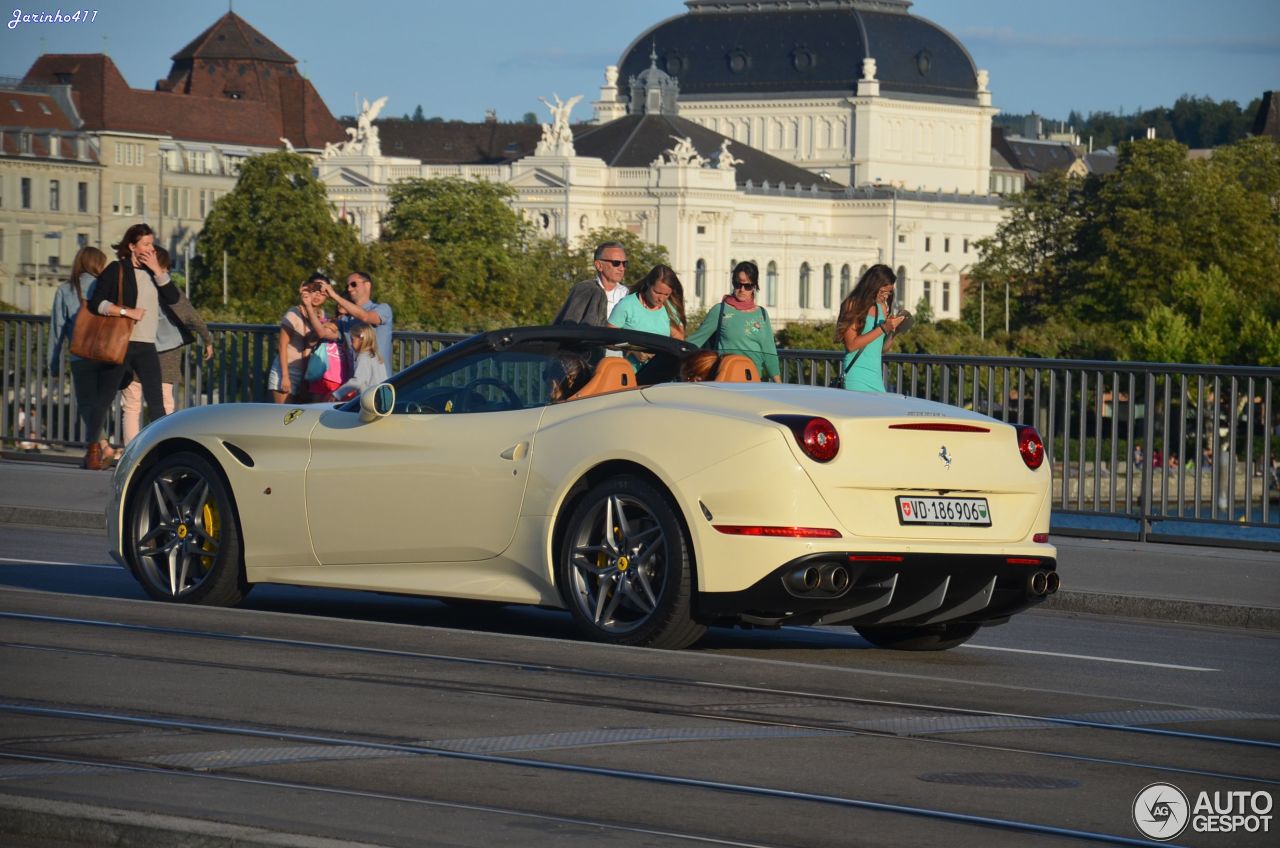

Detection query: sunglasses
xmin=732 ymin=282 xmax=758 ymax=290
xmin=600 ymin=259 xmax=628 ymax=268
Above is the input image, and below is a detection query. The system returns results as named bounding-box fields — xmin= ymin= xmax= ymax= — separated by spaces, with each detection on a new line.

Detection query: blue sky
xmin=3 ymin=1 xmax=1275 ymax=123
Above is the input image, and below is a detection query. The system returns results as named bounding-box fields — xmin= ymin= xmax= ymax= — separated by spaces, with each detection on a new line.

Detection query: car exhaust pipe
xmin=784 ymin=566 xmax=821 ymax=594
xmin=1045 ymin=571 xmax=1060 ymax=595
xmin=818 ymin=564 xmax=850 ymax=594
xmin=1028 ymin=571 xmax=1049 ymax=596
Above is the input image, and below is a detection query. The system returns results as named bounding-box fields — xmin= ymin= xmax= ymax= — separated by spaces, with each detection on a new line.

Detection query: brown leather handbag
xmin=70 ymin=263 xmax=133 ymax=364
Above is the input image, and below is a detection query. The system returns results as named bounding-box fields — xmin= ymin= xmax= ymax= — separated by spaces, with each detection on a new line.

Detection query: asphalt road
xmin=1 ymin=525 xmax=1277 ymax=847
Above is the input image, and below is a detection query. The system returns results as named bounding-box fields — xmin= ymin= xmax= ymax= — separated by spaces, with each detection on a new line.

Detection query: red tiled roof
xmin=172 ymin=12 xmax=295 ymax=64
xmin=22 ymin=50 xmax=344 ymax=150
xmin=0 ymin=91 xmax=74 ymax=130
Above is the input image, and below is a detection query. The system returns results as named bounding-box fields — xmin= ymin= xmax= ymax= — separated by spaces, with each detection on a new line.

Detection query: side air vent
xmin=222 ymin=442 xmax=255 ymax=468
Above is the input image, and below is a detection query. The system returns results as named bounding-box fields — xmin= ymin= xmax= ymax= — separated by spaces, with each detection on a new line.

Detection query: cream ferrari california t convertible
xmin=108 ymin=326 xmax=1057 ymax=650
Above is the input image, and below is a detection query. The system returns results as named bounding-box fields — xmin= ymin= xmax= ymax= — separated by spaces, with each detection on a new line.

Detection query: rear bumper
xmin=696 ymin=553 xmax=1058 ymax=628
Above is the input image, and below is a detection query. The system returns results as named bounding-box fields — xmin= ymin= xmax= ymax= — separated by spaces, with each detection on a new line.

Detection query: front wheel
xmin=558 ymin=475 xmax=705 ymax=649
xmin=124 ymin=451 xmax=247 ymax=606
xmin=855 ymin=622 xmax=981 ymax=651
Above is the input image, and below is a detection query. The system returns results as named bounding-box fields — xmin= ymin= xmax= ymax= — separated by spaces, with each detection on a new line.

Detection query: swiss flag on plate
xmin=902 ymin=502 xmax=912 ymax=517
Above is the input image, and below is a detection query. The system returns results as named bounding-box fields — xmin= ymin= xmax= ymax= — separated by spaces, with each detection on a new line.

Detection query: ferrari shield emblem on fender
xmin=283 ymin=409 xmax=303 ymax=425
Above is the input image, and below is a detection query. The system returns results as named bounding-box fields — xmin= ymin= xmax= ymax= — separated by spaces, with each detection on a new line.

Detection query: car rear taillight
xmin=1015 ymin=424 xmax=1045 ymax=470
xmin=767 ymin=415 xmax=840 ymax=462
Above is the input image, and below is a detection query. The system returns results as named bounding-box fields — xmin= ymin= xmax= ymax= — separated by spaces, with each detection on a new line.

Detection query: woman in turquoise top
xmin=608 ymin=264 xmax=683 ymax=338
xmin=686 ymin=261 xmax=781 ymax=382
xmin=836 ymin=264 xmax=906 ymax=392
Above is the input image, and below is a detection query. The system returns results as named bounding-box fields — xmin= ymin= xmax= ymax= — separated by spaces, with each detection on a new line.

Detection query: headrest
xmin=715 ymin=354 xmax=757 ymax=382
xmin=571 ymin=357 xmax=638 ymax=399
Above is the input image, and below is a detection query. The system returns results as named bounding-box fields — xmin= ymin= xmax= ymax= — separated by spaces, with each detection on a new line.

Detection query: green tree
xmin=412 ymin=104 xmax=426 ymax=122
xmin=193 ymin=151 xmax=361 ymax=322
xmin=383 ymin=176 xmax=531 ymax=248
xmin=914 ymin=294 xmax=934 ymax=324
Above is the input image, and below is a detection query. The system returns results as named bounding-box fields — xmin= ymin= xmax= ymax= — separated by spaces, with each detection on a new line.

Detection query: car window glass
xmin=391 ymin=348 xmax=558 ymax=414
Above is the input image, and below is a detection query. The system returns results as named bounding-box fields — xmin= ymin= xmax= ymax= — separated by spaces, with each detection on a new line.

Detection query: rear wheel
xmin=855 ymin=622 xmax=981 ymax=651
xmin=558 ymin=475 xmax=705 ymax=649
xmin=124 ymin=451 xmax=247 ymax=606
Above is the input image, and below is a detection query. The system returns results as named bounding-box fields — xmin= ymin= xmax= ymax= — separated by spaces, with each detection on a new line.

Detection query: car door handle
xmin=500 ymin=442 xmax=528 ymax=461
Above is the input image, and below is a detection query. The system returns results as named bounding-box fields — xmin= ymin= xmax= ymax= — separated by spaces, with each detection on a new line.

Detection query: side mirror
xmin=359 ymin=383 xmax=395 ymax=423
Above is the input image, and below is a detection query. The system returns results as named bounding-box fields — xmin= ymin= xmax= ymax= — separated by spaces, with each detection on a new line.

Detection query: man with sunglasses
xmin=321 ymin=271 xmax=394 ymax=372
xmin=554 ymin=241 xmax=629 ymax=327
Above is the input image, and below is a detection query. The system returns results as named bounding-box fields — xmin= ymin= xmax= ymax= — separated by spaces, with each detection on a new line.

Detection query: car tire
xmin=558 ymin=475 xmax=706 ymax=650
xmin=124 ymin=451 xmax=247 ymax=606
xmin=854 ymin=622 xmax=981 ymax=651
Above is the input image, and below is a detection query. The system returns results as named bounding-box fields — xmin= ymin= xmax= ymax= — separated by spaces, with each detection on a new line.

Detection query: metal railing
xmin=4 ymin=313 xmax=1278 ymax=548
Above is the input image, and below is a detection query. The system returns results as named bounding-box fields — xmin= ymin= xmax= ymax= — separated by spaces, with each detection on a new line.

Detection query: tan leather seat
xmin=715 ymin=354 xmax=758 ymax=382
xmin=570 ymin=358 xmax=638 ymax=399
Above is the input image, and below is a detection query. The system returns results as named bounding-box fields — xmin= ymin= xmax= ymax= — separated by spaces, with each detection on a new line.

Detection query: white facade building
xmin=319 ymin=0 xmax=1007 ymax=324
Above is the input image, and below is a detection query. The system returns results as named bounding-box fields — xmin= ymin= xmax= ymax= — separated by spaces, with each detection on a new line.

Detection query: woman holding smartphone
xmin=835 ymin=264 xmax=906 ymax=392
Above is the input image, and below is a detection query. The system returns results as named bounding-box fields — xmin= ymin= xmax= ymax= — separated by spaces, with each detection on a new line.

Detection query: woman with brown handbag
xmin=81 ymin=223 xmax=180 ymax=470
xmin=51 ymin=246 xmax=121 ymax=464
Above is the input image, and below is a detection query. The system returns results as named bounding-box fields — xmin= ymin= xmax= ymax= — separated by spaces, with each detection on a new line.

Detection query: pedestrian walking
xmin=81 ymin=223 xmax=178 ymax=469
xmin=555 ymin=241 xmax=629 ymax=327
xmin=50 ymin=245 xmax=117 ymax=462
xmin=834 ymin=264 xmax=906 ymax=392
xmin=119 ymin=247 xmax=214 ymax=444
xmin=686 ymin=261 xmax=781 ymax=382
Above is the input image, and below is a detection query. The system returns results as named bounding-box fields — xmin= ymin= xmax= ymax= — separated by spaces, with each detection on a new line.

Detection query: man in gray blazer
xmin=554 ymin=241 xmax=629 ymax=326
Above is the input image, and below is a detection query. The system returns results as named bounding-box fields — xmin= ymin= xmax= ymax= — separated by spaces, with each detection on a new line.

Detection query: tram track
xmin=2 ymin=610 xmax=1276 ymax=787
xmin=0 ymin=703 xmax=1196 ymax=848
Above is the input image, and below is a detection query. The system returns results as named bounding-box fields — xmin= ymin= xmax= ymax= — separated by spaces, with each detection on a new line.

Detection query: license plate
xmin=897 ymin=496 xmax=991 ymax=526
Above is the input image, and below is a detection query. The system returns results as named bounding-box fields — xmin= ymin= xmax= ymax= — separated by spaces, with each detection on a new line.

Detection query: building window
xmin=696 ymin=225 xmax=706 ymax=235
xmin=20 ymin=133 xmax=33 ymax=154
xmin=49 ymin=136 xmax=60 ymax=157
xmin=765 ymin=261 xmax=778 ymax=307
xmin=925 ymin=237 xmax=932 ymax=252
xmin=798 ymin=263 xmax=811 ymax=309
xmin=113 ymin=183 xmax=145 ymax=216
xmin=21 ymin=178 xmax=32 ymax=209
xmin=944 ymin=237 xmax=950 ymax=252
xmin=840 ymin=265 xmax=851 ymax=299
xmin=822 ymin=264 xmax=833 ymax=309
xmin=963 ymin=239 xmax=970 ymax=254
xmin=923 ymin=280 xmax=932 ymax=309
xmin=77 ymin=233 xmax=88 ymax=249
xmin=695 ymin=259 xmax=706 ymax=299
xmin=942 ymin=281 xmax=952 ymax=313
xmin=49 ymin=180 xmax=60 ymax=211
xmin=897 ymin=234 xmax=906 ymax=244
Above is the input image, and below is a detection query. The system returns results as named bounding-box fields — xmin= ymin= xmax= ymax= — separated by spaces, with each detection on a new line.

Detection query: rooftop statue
xmin=536 ymin=93 xmax=581 ymax=156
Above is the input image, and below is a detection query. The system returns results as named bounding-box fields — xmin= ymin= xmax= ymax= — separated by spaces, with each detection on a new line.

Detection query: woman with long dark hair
xmin=608 ymin=264 xmax=685 ymax=339
xmin=81 ymin=223 xmax=179 ymax=469
xmin=834 ymin=264 xmax=906 ymax=392
xmin=50 ymin=245 xmax=116 ymax=462
xmin=686 ymin=261 xmax=781 ymax=382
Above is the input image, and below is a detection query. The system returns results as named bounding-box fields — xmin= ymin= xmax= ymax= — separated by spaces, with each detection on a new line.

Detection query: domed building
xmin=597 ymin=0 xmax=995 ymax=192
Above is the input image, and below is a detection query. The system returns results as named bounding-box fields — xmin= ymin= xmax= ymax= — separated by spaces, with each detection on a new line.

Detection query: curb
xmin=0 ymin=792 xmax=390 ymax=848
xmin=0 ymin=505 xmax=102 ymax=531
xmin=1043 ymin=590 xmax=1280 ymax=633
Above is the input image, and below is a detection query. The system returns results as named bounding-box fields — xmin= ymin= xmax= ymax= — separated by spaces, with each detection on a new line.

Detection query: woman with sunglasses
xmin=686 ymin=261 xmax=781 ymax=383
